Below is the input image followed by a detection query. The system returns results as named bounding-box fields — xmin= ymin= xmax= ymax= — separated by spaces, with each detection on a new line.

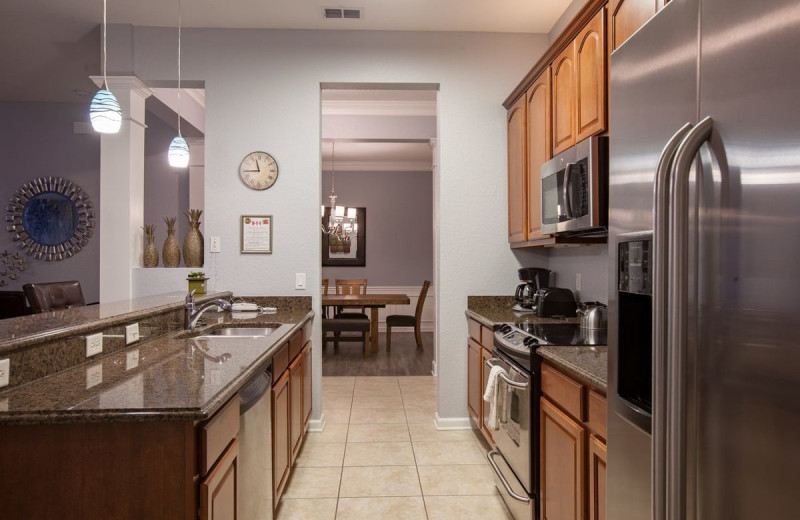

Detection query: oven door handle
xmin=487 ymin=449 xmax=532 ymax=504
xmin=485 ymin=358 xmax=529 ymax=389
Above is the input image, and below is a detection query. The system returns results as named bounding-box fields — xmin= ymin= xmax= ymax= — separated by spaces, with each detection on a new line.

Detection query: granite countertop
xmin=0 ymin=306 xmax=313 ymax=425
xmin=467 ymin=295 xmax=607 ymax=391
xmin=0 ymin=291 xmax=234 ymax=354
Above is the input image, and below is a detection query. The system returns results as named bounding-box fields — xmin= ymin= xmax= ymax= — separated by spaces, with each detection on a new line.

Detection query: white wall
xmin=113 ymin=26 xmax=549 ymax=423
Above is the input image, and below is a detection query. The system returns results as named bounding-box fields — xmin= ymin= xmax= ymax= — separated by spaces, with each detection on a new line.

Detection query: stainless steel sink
xmin=196 ymin=326 xmax=281 ymax=338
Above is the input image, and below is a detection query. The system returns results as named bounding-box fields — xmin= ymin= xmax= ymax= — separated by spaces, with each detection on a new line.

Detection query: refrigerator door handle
xmin=652 ymin=122 xmax=693 ymax=520
xmin=563 ymin=162 xmax=575 ymax=218
xmin=667 ymin=116 xmax=713 ymax=520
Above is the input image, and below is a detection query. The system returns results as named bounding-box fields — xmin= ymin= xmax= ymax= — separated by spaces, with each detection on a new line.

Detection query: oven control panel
xmin=494 ymin=324 xmax=540 ymax=354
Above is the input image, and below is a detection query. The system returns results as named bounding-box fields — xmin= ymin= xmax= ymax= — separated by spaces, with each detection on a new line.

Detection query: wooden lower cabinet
xmin=479 ymin=346 xmax=494 ymax=444
xmin=541 ymin=397 xmax=586 ymax=520
xmin=289 ymin=354 xmax=304 ymax=462
xmin=272 ymin=370 xmax=291 ymax=504
xmin=588 ymin=434 xmax=607 ymax=520
xmin=201 ymin=439 xmax=239 ymax=520
xmin=467 ymin=338 xmax=481 ymax=422
xmin=272 ymin=328 xmax=313 ymax=509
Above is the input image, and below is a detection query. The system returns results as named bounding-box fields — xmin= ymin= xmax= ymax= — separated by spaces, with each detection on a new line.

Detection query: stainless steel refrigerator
xmin=608 ymin=0 xmax=800 ymax=518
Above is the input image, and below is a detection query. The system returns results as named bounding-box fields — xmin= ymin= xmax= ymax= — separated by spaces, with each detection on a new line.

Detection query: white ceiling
xmin=0 ymin=0 xmax=573 ymax=102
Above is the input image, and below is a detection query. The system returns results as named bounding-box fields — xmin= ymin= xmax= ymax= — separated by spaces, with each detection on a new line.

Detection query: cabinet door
xmin=609 ymin=0 xmax=658 ymax=52
xmin=479 ymin=347 xmax=494 ymax=444
xmin=576 ymin=9 xmax=607 ymax=142
xmin=552 ymin=42 xmax=576 ymax=155
xmin=303 ymin=343 xmax=312 ymax=427
xmin=272 ymin=371 xmax=290 ymax=505
xmin=200 ymin=439 xmax=239 ymax=520
xmin=526 ymin=67 xmax=552 ymax=242
xmin=289 ymin=354 xmax=304 ymax=463
xmin=541 ymin=397 xmax=585 ymax=520
xmin=467 ymin=339 xmax=481 ymax=423
xmin=507 ymin=95 xmax=528 ymax=243
xmin=588 ymin=434 xmax=607 ymax=520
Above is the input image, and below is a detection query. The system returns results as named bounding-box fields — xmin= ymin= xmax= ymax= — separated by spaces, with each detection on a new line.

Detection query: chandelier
xmin=320 ymin=141 xmax=358 ymax=241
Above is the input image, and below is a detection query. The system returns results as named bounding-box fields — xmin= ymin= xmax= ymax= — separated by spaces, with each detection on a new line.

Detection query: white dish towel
xmin=483 ymin=365 xmax=507 ymax=430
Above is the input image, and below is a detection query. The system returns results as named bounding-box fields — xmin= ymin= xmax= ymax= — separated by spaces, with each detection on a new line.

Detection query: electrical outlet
xmin=125 ymin=323 xmax=140 ymax=344
xmin=0 ymin=358 xmax=9 ymax=388
xmin=86 ymin=363 xmax=103 ymax=389
xmin=86 ymin=332 xmax=103 ymax=357
xmin=126 ymin=349 xmax=140 ymax=370
xmin=295 ymin=272 xmax=307 ymax=290
xmin=210 ymin=236 xmax=221 ymax=253
xmin=576 ymin=273 xmax=582 ymax=292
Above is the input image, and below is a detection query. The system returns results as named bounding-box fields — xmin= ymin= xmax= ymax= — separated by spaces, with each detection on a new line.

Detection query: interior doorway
xmin=319 ymin=84 xmax=438 ymax=377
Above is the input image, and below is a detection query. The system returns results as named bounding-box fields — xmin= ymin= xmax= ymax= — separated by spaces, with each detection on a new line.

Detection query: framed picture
xmin=322 ymin=207 xmax=366 ymax=266
xmin=240 ymin=215 xmax=273 ymax=254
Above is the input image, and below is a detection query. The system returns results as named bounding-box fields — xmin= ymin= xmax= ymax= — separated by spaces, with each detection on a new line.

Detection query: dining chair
xmin=23 ymin=281 xmax=86 ymax=314
xmin=334 ymin=278 xmax=368 ymax=319
xmin=322 ymin=318 xmax=371 ymax=356
xmin=386 ymin=280 xmax=430 ymax=351
xmin=321 ymin=278 xmax=330 ymax=318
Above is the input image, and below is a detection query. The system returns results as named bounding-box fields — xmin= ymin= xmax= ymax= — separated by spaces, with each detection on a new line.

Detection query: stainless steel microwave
xmin=540 ymin=136 xmax=608 ymax=235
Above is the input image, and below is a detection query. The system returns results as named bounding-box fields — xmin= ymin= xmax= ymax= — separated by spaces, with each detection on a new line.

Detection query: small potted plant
xmin=187 ymin=271 xmax=208 ymax=294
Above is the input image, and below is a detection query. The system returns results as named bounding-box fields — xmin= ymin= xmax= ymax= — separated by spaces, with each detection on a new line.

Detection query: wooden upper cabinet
xmin=552 ymin=42 xmax=577 ymax=155
xmin=507 ymin=96 xmax=528 ymax=243
xmin=526 ymin=67 xmax=552 ymax=242
xmin=576 ymin=8 xmax=607 ymax=142
xmin=609 ymin=0 xmax=659 ymax=52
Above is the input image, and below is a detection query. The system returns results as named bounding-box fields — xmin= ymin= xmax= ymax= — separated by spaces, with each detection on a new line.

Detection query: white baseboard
xmin=434 ymin=413 xmax=473 ymax=430
xmin=307 ymin=414 xmax=326 ymax=432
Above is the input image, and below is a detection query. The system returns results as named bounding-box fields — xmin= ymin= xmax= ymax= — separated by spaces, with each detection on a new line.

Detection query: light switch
xmin=295 ymin=273 xmax=307 ymax=290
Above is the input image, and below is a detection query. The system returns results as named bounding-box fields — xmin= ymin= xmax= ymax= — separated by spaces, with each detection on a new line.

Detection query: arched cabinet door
xmin=552 ymin=43 xmax=577 ymax=155
xmin=576 ymin=8 xmax=607 ymax=142
xmin=609 ymin=0 xmax=661 ymax=52
xmin=526 ymin=67 xmax=552 ymax=242
xmin=507 ymin=96 xmax=528 ymax=243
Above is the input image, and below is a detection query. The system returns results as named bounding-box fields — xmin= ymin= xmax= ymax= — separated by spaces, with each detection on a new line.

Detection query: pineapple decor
xmin=183 ymin=209 xmax=204 ymax=267
xmin=162 ymin=217 xmax=181 ymax=267
xmin=142 ymin=224 xmax=158 ymax=267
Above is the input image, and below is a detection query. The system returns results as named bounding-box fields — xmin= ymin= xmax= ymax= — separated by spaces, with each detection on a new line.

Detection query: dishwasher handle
xmin=239 ymin=369 xmax=271 ymax=415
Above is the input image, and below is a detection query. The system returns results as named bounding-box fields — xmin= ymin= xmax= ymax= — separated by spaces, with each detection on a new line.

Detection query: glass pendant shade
xmin=168 ymin=136 xmax=190 ymax=167
xmin=89 ymin=89 xmax=122 ymax=133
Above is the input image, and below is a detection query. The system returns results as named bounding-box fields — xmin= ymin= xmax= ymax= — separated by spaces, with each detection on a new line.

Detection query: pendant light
xmin=89 ymin=0 xmax=122 ymax=133
xmin=168 ymin=0 xmax=190 ymax=168
xmin=320 ymin=141 xmax=358 ymax=240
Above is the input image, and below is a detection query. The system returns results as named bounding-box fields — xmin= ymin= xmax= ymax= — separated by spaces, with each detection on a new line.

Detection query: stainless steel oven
xmin=540 ymin=135 xmax=608 ymax=235
xmin=486 ymin=349 xmax=535 ymax=520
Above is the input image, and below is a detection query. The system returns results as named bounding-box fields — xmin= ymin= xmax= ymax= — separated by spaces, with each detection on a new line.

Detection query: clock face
xmin=239 ymin=151 xmax=279 ymax=190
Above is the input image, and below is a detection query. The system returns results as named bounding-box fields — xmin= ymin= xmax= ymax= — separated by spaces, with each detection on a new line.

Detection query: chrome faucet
xmin=184 ymin=290 xmax=232 ymax=330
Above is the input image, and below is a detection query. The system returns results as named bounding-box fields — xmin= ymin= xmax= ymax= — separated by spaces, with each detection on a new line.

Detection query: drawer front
xmin=468 ymin=318 xmax=482 ymax=343
xmin=541 ymin=363 xmax=584 ymax=420
xmin=587 ymin=390 xmax=607 ymax=440
xmin=271 ymin=343 xmax=289 ymax=379
xmin=289 ymin=331 xmax=304 ymax=362
xmin=200 ymin=396 xmax=240 ymax=475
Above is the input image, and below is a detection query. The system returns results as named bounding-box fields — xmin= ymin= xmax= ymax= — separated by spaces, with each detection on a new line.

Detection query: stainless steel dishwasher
xmin=237 ymin=368 xmax=272 ymax=520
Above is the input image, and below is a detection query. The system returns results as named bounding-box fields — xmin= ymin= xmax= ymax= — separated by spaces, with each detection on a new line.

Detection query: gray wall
xmin=0 ymin=102 xmax=101 ymax=303
xmin=321 ymin=170 xmax=433 ymax=286
xmin=143 ymin=110 xmax=190 ymax=250
xmin=549 ymin=0 xmax=590 ymax=43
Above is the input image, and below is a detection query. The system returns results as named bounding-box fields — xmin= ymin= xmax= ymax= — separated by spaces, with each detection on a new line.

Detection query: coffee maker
xmin=513 ymin=267 xmax=553 ymax=312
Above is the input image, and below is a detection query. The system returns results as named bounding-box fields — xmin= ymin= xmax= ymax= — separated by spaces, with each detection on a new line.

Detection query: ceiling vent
xmin=323 ymin=7 xmax=362 ymax=20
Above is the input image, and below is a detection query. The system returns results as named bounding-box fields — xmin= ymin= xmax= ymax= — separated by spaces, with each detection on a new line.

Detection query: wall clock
xmin=238 ymin=151 xmax=279 ymax=190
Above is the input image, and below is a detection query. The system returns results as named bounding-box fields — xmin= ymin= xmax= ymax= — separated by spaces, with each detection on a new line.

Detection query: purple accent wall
xmin=0 ymin=102 xmax=101 ymax=303
xmin=321 ymin=170 xmax=433 ymax=286
xmin=143 ymin=110 xmax=190 ymax=247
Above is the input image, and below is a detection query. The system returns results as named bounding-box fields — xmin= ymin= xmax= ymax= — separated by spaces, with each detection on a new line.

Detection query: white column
xmin=185 ymin=137 xmax=205 ymax=234
xmin=91 ymin=76 xmax=152 ymax=303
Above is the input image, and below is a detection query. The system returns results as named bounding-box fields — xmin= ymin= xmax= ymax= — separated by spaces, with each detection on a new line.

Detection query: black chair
xmin=386 ymin=280 xmax=430 ymax=351
xmin=322 ymin=318 xmax=371 ymax=356
xmin=0 ymin=291 xmax=30 ymax=319
xmin=23 ymin=281 xmax=85 ymax=314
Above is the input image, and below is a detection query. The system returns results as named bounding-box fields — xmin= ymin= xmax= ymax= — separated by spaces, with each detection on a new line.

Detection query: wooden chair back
xmin=335 ymin=279 xmax=367 ymax=296
xmin=414 ymin=280 xmax=431 ymax=321
xmin=321 ymin=278 xmax=329 ymax=295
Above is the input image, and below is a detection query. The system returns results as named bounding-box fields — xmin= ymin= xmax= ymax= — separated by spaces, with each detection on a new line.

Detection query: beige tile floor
xmin=276 ymin=376 xmax=514 ymax=520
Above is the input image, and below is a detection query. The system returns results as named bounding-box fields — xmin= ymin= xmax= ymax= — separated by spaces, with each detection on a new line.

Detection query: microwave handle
xmin=562 ymin=162 xmax=574 ymax=218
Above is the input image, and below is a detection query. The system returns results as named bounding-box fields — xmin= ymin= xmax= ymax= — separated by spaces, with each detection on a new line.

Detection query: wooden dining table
xmin=322 ymin=293 xmax=410 ymax=353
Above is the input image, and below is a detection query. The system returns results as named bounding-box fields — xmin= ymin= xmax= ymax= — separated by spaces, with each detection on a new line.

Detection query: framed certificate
xmin=240 ymin=215 xmax=273 ymax=254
